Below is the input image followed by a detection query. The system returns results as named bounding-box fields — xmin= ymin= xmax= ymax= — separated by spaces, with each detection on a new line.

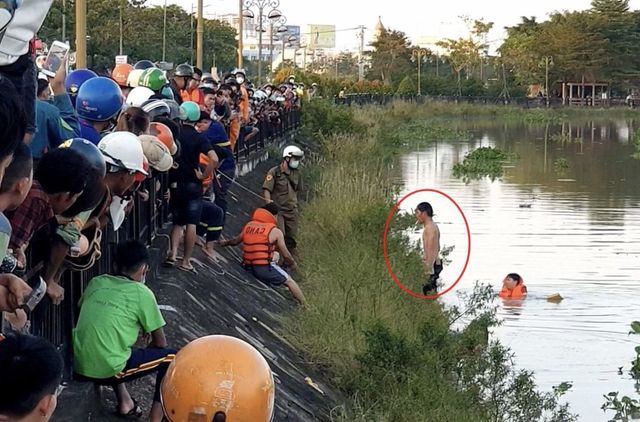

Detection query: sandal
xmin=162 ymin=257 xmax=176 ymax=268
xmin=115 ymin=399 xmax=143 ymax=419
xmin=177 ymin=265 xmax=198 ymax=275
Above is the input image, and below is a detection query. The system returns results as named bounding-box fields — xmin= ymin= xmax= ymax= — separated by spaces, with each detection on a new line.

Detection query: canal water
xmin=398 ymin=119 xmax=640 ymax=421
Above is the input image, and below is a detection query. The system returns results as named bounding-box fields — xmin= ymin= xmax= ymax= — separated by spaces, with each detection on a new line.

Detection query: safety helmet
xmin=164 ymin=99 xmax=185 ymax=121
xmin=161 ymin=335 xmax=275 ymax=422
xmin=133 ymin=59 xmax=156 ymax=70
xmin=180 ymin=101 xmax=200 ymax=122
xmin=58 ymin=138 xmax=108 ymax=217
xmin=76 ymin=77 xmax=123 ymax=122
xmin=134 ymin=156 xmax=150 ymax=183
xmin=125 ymin=86 xmax=155 ymax=108
xmin=126 ymin=69 xmax=144 ymax=88
xmin=98 ymin=132 xmax=148 ymax=175
xmin=160 ymin=85 xmax=175 ymax=100
xmin=138 ymin=68 xmax=168 ymax=92
xmin=65 ymin=69 xmax=98 ymax=107
xmin=311 ymin=82 xmax=318 ymax=87
xmin=233 ymin=68 xmax=246 ymax=76
xmin=111 ymin=63 xmax=134 ymax=87
xmin=149 ymin=122 xmax=177 ymax=155
xmin=141 ymin=99 xmax=171 ymax=121
xmin=173 ymin=63 xmax=194 ymax=78
xmin=283 ymin=145 xmax=304 ymax=159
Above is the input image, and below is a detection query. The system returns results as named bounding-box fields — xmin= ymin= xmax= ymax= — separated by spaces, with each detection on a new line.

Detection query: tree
xmin=366 ymin=28 xmax=412 ymax=87
xmin=396 ymin=75 xmax=417 ymax=95
xmin=591 ymin=0 xmax=629 ymax=14
xmin=437 ymin=38 xmax=480 ymax=95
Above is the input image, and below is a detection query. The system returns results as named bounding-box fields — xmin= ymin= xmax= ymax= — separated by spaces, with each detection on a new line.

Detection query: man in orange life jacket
xmin=219 ymin=203 xmax=306 ymax=306
xmin=499 ymin=273 xmax=527 ymax=299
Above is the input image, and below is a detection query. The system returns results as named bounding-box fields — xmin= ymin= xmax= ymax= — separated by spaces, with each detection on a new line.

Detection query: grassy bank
xmin=289 ymin=100 xmax=575 ymax=421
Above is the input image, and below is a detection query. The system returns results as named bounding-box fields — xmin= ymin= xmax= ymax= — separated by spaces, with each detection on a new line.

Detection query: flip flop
xmin=115 ymin=399 xmax=143 ymax=419
xmin=162 ymin=257 xmax=176 ymax=268
xmin=177 ymin=265 xmax=198 ymax=275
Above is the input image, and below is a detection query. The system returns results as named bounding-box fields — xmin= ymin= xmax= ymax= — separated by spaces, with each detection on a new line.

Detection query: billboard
xmin=285 ymin=25 xmax=301 ymax=48
xmin=302 ymin=24 xmax=336 ymax=49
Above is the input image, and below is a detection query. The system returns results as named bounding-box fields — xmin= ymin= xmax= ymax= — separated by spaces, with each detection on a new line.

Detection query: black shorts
xmin=249 ymin=263 xmax=289 ymax=287
xmin=170 ymin=183 xmax=203 ymax=226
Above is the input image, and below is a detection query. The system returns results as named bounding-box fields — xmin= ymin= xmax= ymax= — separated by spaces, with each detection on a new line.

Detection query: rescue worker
xmin=160 ymin=335 xmax=275 ymax=421
xmin=219 ymin=203 xmax=306 ymax=306
xmin=262 ymin=145 xmax=304 ymax=254
xmin=180 ymin=66 xmax=203 ymax=105
xmin=499 ymin=273 xmax=528 ymax=300
xmin=415 ymin=202 xmax=442 ymax=295
xmin=168 ymin=63 xmax=193 ymax=105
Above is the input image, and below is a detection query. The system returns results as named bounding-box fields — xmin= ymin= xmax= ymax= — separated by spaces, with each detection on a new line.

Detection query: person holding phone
xmin=0 ymin=0 xmax=56 ymax=143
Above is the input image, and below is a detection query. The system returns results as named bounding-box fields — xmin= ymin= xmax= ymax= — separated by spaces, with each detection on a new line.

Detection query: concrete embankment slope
xmin=55 ymin=147 xmax=345 ymax=421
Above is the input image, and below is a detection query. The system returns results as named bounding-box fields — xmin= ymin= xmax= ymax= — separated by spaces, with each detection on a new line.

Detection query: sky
xmin=148 ymin=0 xmax=640 ymax=52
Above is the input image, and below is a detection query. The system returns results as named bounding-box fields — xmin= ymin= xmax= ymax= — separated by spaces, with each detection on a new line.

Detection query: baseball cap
xmin=138 ymin=135 xmax=173 ymax=172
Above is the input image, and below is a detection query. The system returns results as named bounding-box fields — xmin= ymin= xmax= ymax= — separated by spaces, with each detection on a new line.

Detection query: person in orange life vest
xmin=233 ymin=69 xmax=250 ymax=125
xmin=499 ymin=273 xmax=527 ymax=299
xmin=219 ymin=203 xmax=306 ymax=306
xmin=180 ymin=67 xmax=203 ymax=106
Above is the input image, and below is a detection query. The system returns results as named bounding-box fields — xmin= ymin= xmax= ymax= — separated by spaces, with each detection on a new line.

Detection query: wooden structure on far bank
xmin=560 ymin=81 xmax=610 ymax=107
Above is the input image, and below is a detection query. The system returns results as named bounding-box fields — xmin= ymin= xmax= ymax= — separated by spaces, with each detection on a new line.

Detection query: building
xmin=374 ymin=16 xmax=385 ymax=40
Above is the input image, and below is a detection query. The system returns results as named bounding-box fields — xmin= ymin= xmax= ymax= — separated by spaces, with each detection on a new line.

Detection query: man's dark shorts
xmin=249 ymin=263 xmax=289 ymax=287
xmin=170 ymin=182 xmax=203 ymax=226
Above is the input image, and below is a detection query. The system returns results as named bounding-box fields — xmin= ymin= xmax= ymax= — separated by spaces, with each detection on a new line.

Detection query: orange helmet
xmin=161 ymin=335 xmax=275 ymax=422
xmin=112 ymin=63 xmax=134 ymax=87
xmin=134 ymin=156 xmax=149 ymax=183
xmin=149 ymin=122 xmax=177 ymax=155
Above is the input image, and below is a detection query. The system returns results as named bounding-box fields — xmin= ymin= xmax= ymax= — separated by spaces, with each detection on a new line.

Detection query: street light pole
xmin=162 ymin=0 xmax=168 ymax=61
xmin=238 ymin=0 xmax=243 ymax=68
xmin=243 ymin=0 xmax=281 ymax=85
xmin=412 ymin=48 xmax=427 ymax=96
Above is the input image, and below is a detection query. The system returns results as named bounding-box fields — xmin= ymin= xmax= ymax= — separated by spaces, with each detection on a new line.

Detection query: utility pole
xmin=162 ymin=0 xmax=168 ymax=61
xmin=238 ymin=0 xmax=243 ymax=69
xmin=196 ymin=0 xmax=203 ymax=69
xmin=357 ymin=25 xmax=365 ymax=81
xmin=119 ymin=0 xmax=124 ymax=55
xmin=75 ymin=0 xmax=87 ymax=68
xmin=61 ymin=0 xmax=66 ymax=42
xmin=190 ymin=3 xmax=194 ymax=63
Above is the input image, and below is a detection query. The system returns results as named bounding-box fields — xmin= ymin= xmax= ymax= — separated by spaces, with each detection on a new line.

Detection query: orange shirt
xmin=180 ymin=89 xmax=204 ymax=106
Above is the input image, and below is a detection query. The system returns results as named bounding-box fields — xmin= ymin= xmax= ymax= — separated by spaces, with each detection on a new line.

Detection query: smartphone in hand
xmin=41 ymin=41 xmax=70 ymax=77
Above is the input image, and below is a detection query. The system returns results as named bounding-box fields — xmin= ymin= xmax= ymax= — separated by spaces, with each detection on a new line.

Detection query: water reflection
xmin=399 ymin=119 xmax=640 ymax=421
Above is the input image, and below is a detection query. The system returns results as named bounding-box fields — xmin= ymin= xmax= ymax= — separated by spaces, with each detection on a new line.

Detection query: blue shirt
xmin=78 ymin=119 xmax=102 ymax=145
xmin=32 ymin=94 xmax=79 ymax=158
xmin=203 ymin=121 xmax=235 ymax=173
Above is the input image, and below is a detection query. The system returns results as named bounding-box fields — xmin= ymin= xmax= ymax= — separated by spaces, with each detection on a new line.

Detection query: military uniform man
xmin=262 ymin=145 xmax=304 ymax=253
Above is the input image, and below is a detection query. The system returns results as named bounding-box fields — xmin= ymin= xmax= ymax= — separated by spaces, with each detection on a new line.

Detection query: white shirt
xmin=0 ymin=0 xmax=53 ymax=66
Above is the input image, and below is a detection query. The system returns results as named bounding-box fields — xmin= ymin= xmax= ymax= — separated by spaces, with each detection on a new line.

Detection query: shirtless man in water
xmin=415 ymin=202 xmax=442 ymax=295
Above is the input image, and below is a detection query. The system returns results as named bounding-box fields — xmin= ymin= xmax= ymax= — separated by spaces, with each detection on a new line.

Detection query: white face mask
xmin=109 ymin=195 xmax=129 ymax=231
xmin=265 ymin=88 xmax=272 ymax=95
xmin=289 ymin=159 xmax=300 ymax=169
xmin=236 ymin=76 xmax=245 ymax=84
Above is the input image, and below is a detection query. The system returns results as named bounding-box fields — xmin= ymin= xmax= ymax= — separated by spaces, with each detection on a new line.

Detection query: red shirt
xmin=7 ymin=182 xmax=55 ymax=250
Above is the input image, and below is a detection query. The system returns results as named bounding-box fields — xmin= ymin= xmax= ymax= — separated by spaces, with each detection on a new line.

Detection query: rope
xmin=217 ymin=170 xmax=266 ymax=202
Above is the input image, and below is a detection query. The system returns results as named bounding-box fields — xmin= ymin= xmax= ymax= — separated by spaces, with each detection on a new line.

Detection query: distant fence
xmin=17 ymin=109 xmax=300 ymax=379
xmin=335 ymin=94 xmax=630 ymax=108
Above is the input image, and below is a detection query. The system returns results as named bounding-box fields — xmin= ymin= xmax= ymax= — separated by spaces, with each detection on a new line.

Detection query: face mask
xmin=265 ymin=88 xmax=272 ymax=95
xmin=236 ymin=76 xmax=245 ymax=84
xmin=109 ymin=195 xmax=129 ymax=231
xmin=289 ymin=159 xmax=300 ymax=169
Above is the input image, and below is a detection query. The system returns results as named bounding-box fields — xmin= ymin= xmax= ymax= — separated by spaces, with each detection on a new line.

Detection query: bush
xmin=396 ymin=75 xmax=417 ymax=96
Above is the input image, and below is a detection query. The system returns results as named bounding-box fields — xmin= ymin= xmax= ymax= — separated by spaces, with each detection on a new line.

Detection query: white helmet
xmin=127 ymin=69 xmax=145 ymax=88
xmin=126 ymin=86 xmax=155 ymax=107
xmin=98 ymin=132 xmax=148 ymax=175
xmin=283 ymin=145 xmax=304 ymax=159
xmin=233 ymin=68 xmax=246 ymax=76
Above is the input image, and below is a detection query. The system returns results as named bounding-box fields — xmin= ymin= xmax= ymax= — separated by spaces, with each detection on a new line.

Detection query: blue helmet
xmin=65 ymin=69 xmax=98 ymax=107
xmin=76 ymin=77 xmax=123 ymax=122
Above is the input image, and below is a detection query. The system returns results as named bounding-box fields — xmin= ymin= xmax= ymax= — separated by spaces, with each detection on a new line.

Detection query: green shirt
xmin=72 ymin=274 xmax=165 ymax=379
xmin=262 ymin=165 xmax=302 ymax=212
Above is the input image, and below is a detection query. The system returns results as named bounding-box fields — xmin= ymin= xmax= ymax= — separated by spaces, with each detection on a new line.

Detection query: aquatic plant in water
xmin=553 ymin=158 xmax=570 ymax=174
xmin=453 ymin=146 xmax=514 ymax=183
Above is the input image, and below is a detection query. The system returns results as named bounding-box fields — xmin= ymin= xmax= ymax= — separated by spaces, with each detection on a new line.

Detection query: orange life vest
xmin=499 ymin=283 xmax=527 ymax=299
xmin=199 ymin=154 xmax=213 ymax=189
xmin=241 ymin=208 xmax=277 ymax=266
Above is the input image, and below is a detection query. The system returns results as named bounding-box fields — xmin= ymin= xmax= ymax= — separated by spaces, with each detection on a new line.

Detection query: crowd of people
xmin=0 ymin=2 xmax=313 ymax=418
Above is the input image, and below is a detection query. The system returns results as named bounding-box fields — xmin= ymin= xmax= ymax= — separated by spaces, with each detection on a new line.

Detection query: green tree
xmin=437 ymin=38 xmax=480 ymax=95
xmin=395 ymin=75 xmax=416 ymax=95
xmin=366 ymin=28 xmax=412 ymax=87
xmin=591 ymin=0 xmax=629 ymax=14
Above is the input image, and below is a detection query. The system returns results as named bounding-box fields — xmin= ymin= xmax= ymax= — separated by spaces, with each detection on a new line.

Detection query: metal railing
xmin=335 ymin=94 xmax=630 ymax=108
xmin=18 ymin=109 xmax=300 ymax=379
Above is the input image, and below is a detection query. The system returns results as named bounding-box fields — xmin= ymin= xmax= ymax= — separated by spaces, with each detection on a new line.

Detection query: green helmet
xmin=174 ymin=64 xmax=194 ymax=78
xmin=139 ymin=68 xmax=168 ymax=92
xmin=180 ymin=101 xmax=200 ymax=122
